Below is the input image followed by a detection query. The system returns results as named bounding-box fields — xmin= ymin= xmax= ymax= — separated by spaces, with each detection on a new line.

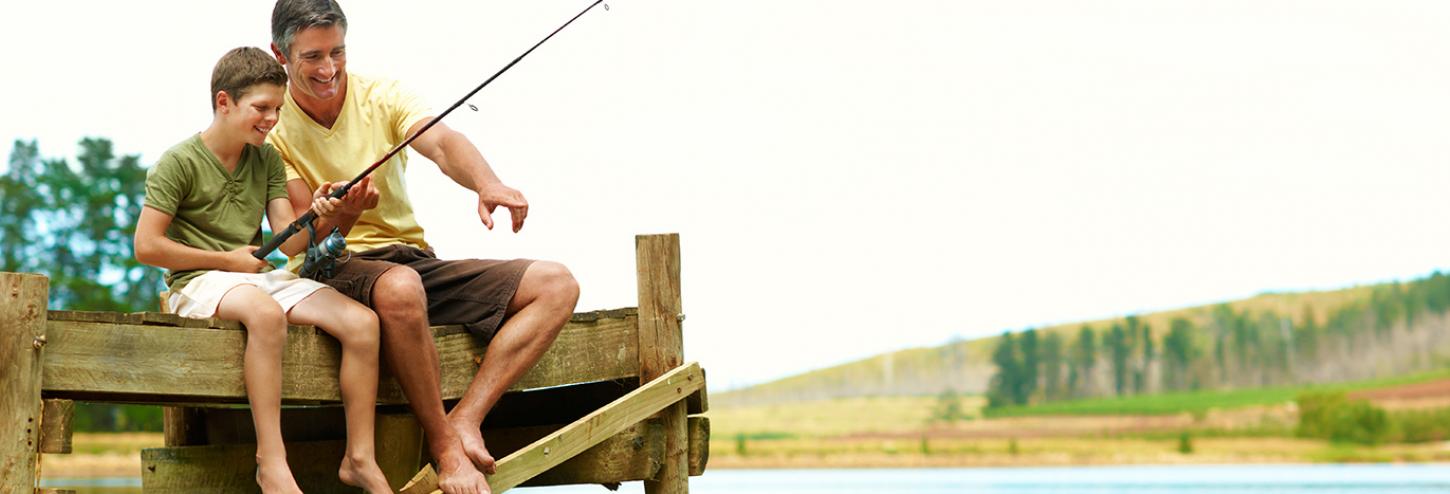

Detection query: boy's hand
xmin=224 ymin=246 xmax=270 ymax=273
xmin=311 ymin=184 xmax=343 ymax=218
xmin=315 ymin=177 xmax=379 ymax=218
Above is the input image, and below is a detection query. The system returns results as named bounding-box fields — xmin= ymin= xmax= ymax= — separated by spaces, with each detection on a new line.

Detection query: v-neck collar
xmin=285 ymin=73 xmax=351 ymax=137
xmin=192 ymin=133 xmax=247 ymax=180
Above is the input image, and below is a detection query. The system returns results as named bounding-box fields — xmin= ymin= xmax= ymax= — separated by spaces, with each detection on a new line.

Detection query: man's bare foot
xmin=437 ymin=453 xmax=491 ymax=494
xmin=449 ymin=417 xmax=497 ymax=474
xmin=339 ymin=454 xmax=395 ymax=494
xmin=256 ymin=457 xmax=304 ymax=494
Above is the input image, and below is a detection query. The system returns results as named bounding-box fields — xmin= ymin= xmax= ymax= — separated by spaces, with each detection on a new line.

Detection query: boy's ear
xmin=271 ymin=43 xmax=287 ymax=65
xmin=214 ymin=90 xmax=232 ymax=112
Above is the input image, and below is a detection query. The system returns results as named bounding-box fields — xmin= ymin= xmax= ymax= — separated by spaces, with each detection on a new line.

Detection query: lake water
xmin=42 ymin=464 xmax=1450 ymax=493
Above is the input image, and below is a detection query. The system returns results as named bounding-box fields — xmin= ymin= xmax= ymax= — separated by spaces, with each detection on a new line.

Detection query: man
xmin=265 ymin=1 xmax=581 ymax=493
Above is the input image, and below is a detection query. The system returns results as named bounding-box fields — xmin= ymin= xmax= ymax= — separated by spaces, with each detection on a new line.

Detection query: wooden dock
xmin=1 ymin=233 xmax=707 ymax=493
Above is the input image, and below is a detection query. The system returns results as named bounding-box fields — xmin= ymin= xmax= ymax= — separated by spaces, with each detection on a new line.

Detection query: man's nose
xmin=317 ymin=57 xmax=336 ymax=79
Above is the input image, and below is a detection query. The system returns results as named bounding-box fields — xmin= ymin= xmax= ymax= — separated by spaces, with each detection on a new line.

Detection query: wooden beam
xmin=162 ymin=406 xmax=207 ymax=446
xmin=687 ymin=416 xmax=709 ymax=476
xmin=401 ymin=362 xmax=706 ymax=494
xmin=41 ymin=312 xmax=639 ymax=404
xmin=1 ymin=273 xmax=48 ymax=491
xmin=38 ymin=399 xmax=73 ymax=454
xmin=376 ymin=413 xmax=426 ymax=491
xmin=140 ymin=416 xmax=692 ymax=492
xmin=636 ymin=233 xmax=689 ymax=494
xmin=143 ymin=439 xmax=359 ymax=493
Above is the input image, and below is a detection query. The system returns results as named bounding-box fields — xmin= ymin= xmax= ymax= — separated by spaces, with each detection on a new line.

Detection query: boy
xmin=134 ymin=46 xmax=392 ymax=493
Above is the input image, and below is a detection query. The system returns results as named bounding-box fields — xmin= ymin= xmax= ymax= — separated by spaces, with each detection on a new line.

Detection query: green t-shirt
xmin=143 ymin=134 xmax=289 ymax=291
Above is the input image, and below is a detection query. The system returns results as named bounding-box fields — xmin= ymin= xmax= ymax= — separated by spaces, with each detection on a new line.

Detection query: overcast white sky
xmin=6 ymin=1 xmax=1450 ymax=390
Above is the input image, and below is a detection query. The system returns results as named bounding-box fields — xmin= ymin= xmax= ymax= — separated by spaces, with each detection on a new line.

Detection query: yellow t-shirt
xmin=266 ymin=72 xmax=432 ymax=266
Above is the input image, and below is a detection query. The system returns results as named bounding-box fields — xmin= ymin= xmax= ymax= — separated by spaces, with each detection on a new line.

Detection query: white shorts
xmin=168 ymin=269 xmax=330 ymax=319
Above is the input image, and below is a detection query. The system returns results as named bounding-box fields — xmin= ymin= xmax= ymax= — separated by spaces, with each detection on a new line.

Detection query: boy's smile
xmin=227 ymin=84 xmax=284 ymax=147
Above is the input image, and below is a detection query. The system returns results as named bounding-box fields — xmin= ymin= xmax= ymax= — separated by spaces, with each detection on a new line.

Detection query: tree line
xmin=4 ymin=139 xmax=169 ymax=430
xmin=988 ymin=272 xmax=1450 ymax=408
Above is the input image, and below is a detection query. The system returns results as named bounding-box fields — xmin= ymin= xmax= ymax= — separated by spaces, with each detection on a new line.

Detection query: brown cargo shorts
xmin=320 ymin=244 xmax=534 ymax=341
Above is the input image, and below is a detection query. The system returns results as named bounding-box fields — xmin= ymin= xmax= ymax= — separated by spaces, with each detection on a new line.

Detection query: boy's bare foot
xmin=339 ymin=454 xmax=395 ymax=494
xmin=437 ymin=451 xmax=491 ymax=494
xmin=449 ymin=418 xmax=497 ymax=474
xmin=256 ymin=457 xmax=304 ymax=494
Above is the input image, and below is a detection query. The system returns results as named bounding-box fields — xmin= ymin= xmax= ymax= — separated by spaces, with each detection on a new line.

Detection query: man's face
xmin=280 ymin=24 xmax=347 ymax=102
xmin=226 ymin=84 xmax=285 ymax=146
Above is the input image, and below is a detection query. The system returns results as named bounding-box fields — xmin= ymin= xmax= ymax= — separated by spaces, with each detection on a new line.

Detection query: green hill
xmin=717 ymin=274 xmax=1450 ymax=408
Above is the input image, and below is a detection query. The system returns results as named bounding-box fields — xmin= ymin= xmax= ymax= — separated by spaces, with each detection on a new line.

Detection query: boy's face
xmin=278 ymin=24 xmax=347 ymax=103
xmin=223 ymin=83 xmax=285 ymax=146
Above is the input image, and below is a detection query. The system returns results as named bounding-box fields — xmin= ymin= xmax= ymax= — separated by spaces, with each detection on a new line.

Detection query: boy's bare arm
xmin=264 ymin=197 xmax=314 ymax=257
xmin=134 ymin=206 xmax=269 ymax=273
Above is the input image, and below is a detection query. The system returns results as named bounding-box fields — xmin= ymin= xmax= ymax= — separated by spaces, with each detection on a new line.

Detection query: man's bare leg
xmin=447 ymin=261 xmax=580 ymax=473
xmin=371 ymin=267 xmax=489 ymax=494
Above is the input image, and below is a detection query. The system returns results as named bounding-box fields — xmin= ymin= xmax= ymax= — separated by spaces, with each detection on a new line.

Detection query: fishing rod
xmin=255 ymin=0 xmax=608 ymax=265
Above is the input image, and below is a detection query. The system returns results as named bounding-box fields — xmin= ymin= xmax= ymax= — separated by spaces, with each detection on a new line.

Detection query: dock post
xmin=0 ymin=273 xmax=49 ymax=492
xmin=635 ymin=234 xmax=687 ymax=493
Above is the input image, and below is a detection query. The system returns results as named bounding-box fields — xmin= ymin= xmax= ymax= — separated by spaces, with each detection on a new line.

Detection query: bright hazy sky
xmin=6 ymin=1 xmax=1450 ymax=390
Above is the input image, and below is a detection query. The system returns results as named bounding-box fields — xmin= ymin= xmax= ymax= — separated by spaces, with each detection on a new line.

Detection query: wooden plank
xmin=39 ymin=399 xmax=73 ymax=454
xmin=46 ymin=310 xmax=120 ymax=324
xmin=143 ymin=440 xmax=356 ymax=493
xmin=401 ymin=362 xmax=706 ymax=494
xmin=162 ymin=406 xmax=207 ymax=446
xmin=141 ymin=418 xmax=676 ymax=492
xmin=1 ymin=273 xmax=48 ymax=491
xmin=41 ymin=313 xmax=639 ymax=404
xmin=636 ymin=233 xmax=688 ymax=494
xmin=376 ymin=413 xmax=426 ymax=491
xmin=36 ymin=489 xmax=76 ymax=494
xmin=687 ymin=367 xmax=708 ymax=414
xmin=687 ymin=416 xmax=709 ymax=476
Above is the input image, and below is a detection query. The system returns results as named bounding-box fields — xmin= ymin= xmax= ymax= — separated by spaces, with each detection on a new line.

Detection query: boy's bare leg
xmin=447 ymin=262 xmax=579 ymax=472
xmin=216 ymin=286 xmax=302 ymax=494
xmin=370 ymin=267 xmax=489 ymax=494
xmin=288 ymin=288 xmax=393 ymax=494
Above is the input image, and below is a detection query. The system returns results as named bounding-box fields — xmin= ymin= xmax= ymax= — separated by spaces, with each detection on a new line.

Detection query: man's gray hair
xmin=272 ymin=0 xmax=348 ymax=58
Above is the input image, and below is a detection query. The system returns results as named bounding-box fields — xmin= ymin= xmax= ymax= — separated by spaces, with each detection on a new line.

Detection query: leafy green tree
xmin=1 ymin=140 xmax=44 ymax=273
xmin=4 ymin=138 xmax=162 ymax=311
xmin=987 ymin=332 xmax=1021 ymax=408
xmin=1162 ymin=317 xmax=1198 ymax=390
xmin=930 ymin=388 xmax=968 ymax=423
xmin=1040 ymin=332 xmax=1065 ymax=401
xmin=1068 ymin=325 xmax=1097 ymax=397
xmin=1106 ymin=323 xmax=1129 ymax=395
xmin=1017 ymin=328 xmax=1039 ymax=404
xmin=3 ymin=138 xmax=166 ymax=432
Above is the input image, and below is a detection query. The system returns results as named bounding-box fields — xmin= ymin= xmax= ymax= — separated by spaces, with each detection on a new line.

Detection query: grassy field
xmin=705 ymin=369 xmax=1450 ymax=468
xmin=983 ymin=368 xmax=1450 ymax=418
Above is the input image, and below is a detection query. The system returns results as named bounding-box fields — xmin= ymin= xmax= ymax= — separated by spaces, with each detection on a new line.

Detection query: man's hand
xmin=223 ymin=246 xmax=270 ymax=273
xmin=315 ymin=176 xmax=380 ymax=218
xmin=476 ymin=182 xmax=528 ymax=233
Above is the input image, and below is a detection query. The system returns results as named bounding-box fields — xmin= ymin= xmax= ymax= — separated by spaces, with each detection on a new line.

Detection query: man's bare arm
xmin=407 ymin=120 xmax=528 ymax=232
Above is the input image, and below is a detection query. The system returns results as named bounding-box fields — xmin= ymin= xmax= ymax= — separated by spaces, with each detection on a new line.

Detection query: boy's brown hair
xmin=210 ymin=46 xmax=287 ymax=110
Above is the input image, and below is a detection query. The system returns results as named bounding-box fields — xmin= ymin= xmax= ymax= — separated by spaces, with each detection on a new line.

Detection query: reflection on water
xmin=43 ymin=464 xmax=1450 ymax=494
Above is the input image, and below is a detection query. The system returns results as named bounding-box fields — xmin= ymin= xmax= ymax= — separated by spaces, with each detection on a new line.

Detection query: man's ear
xmin=271 ymin=43 xmax=287 ymax=65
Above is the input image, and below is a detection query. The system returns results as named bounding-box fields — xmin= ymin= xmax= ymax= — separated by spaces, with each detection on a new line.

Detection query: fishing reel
xmin=299 ymin=222 xmax=349 ymax=280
